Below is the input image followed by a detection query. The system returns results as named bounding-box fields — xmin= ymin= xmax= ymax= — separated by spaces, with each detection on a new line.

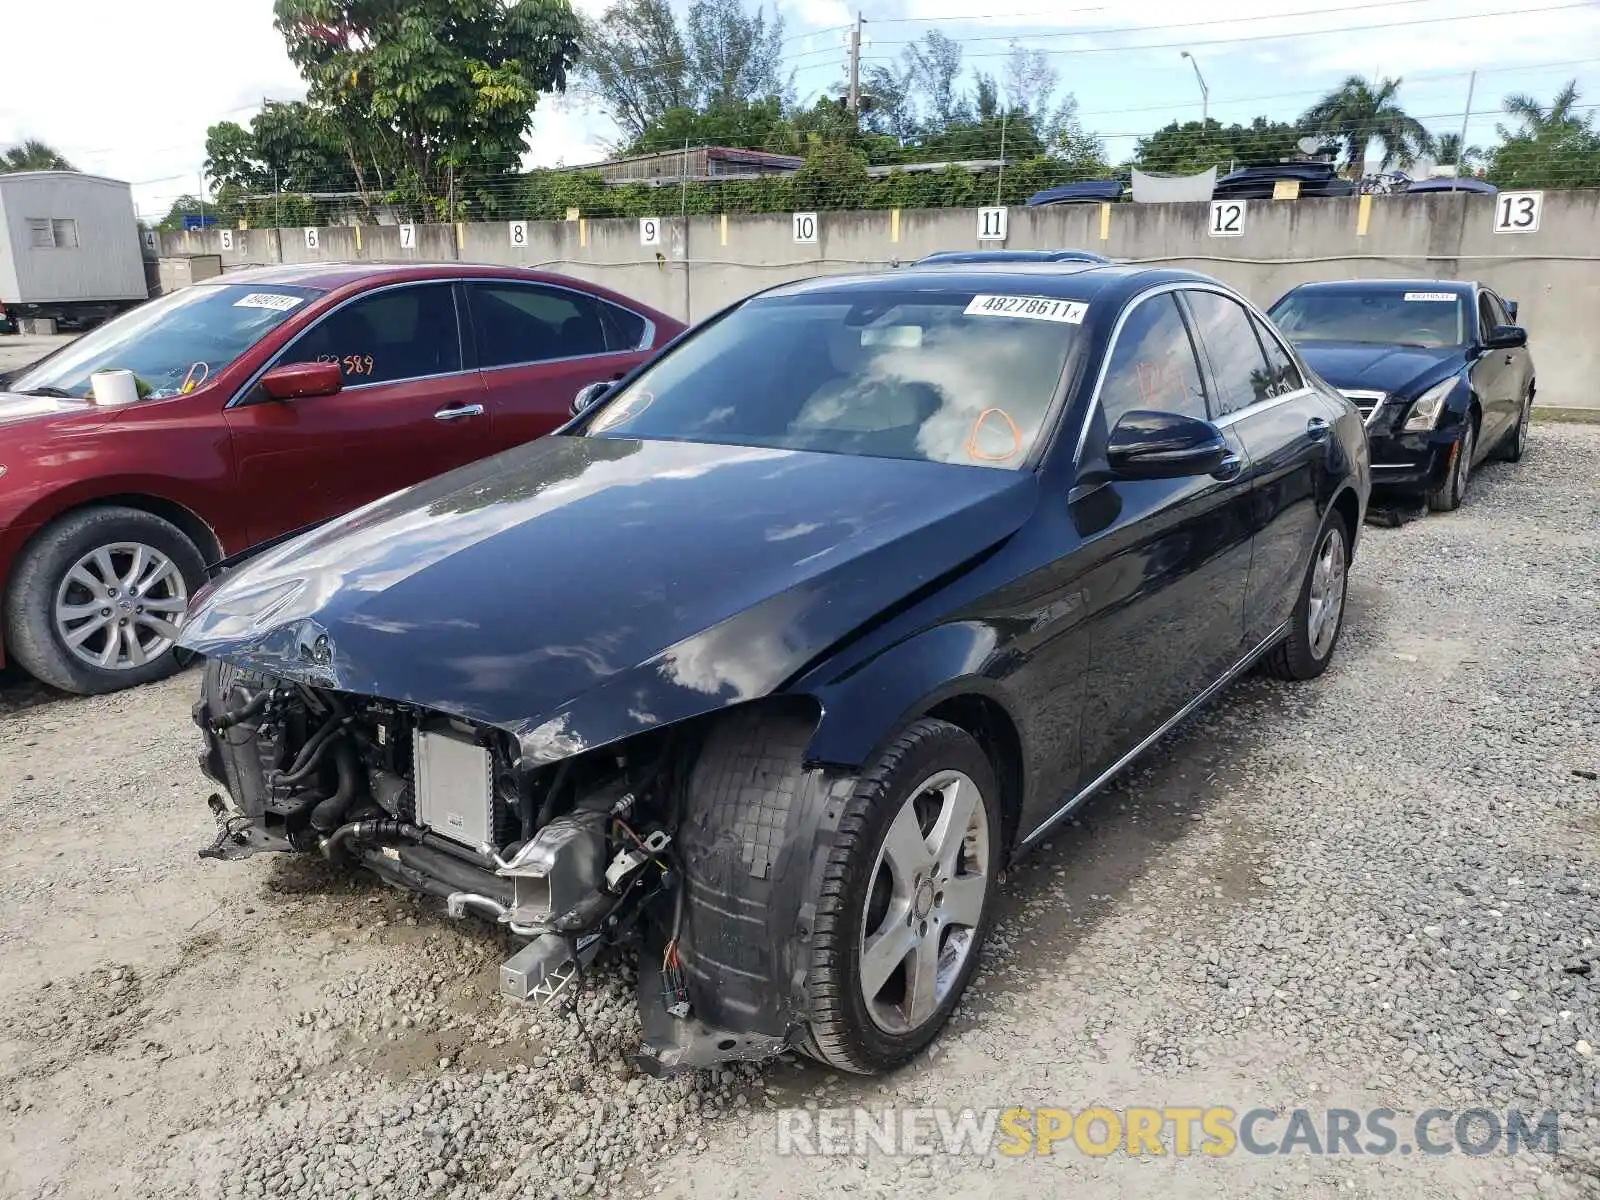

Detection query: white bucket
xmin=89 ymin=369 xmax=140 ymax=406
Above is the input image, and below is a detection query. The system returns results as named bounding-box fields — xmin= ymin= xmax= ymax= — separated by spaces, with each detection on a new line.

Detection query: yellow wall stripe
xmin=1356 ymin=193 xmax=1373 ymax=237
xmin=354 ymin=225 xmax=362 ymax=252
xmin=720 ymin=213 xmax=728 ymax=246
xmin=455 ymin=222 xmax=465 ymax=251
xmin=1099 ymin=202 xmax=1111 ymax=241
xmin=580 ymin=218 xmax=588 ymax=248
xmin=891 ymin=208 xmax=901 ymax=243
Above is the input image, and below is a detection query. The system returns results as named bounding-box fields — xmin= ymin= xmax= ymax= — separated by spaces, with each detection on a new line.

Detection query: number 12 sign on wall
xmin=1208 ymin=199 xmax=1246 ymax=238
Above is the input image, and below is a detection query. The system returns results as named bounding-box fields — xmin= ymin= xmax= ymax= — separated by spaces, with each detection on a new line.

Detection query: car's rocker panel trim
xmin=1017 ymin=618 xmax=1290 ymax=849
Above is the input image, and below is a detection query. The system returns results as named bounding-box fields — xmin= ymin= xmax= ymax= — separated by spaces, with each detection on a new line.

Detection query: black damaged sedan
xmin=1268 ymin=279 xmax=1535 ymax=511
xmin=183 ymin=265 xmax=1369 ymax=1075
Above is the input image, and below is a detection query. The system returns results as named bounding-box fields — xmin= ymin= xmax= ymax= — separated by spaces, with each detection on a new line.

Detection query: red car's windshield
xmin=9 ymin=283 xmax=325 ymax=400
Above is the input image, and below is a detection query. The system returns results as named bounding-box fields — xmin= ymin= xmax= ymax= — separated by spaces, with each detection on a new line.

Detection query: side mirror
xmin=1483 ymin=324 xmax=1527 ymax=350
xmin=260 ymin=361 xmax=343 ymax=401
xmin=1106 ymin=409 xmax=1231 ymax=480
xmin=1504 ymin=299 xmax=1519 ymax=321
xmin=571 ymin=381 xmax=612 ymax=417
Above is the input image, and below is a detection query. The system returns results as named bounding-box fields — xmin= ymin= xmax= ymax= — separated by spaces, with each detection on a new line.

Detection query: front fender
xmin=799 ymin=619 xmax=1023 ymax=770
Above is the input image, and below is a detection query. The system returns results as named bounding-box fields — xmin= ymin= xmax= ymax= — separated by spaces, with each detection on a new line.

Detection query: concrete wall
xmin=158 ymin=189 xmax=1600 ymax=407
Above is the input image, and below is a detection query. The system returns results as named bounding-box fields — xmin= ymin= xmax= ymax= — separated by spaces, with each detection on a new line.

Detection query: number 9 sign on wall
xmin=640 ymin=217 xmax=661 ymax=247
xmin=1208 ymin=199 xmax=1246 ymax=238
xmin=1493 ymin=191 xmax=1543 ymax=234
xmin=793 ymin=212 xmax=818 ymax=244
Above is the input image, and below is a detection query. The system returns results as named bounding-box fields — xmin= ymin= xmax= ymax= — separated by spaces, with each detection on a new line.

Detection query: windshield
xmin=1268 ymin=289 xmax=1466 ymax=349
xmin=583 ymin=291 xmax=1085 ymax=469
xmin=9 ymin=283 xmax=324 ymax=399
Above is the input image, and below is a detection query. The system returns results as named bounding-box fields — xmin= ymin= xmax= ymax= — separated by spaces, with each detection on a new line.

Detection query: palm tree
xmin=1 ymin=139 xmax=76 ymax=172
xmin=1300 ymin=76 xmax=1433 ymax=177
xmin=1434 ymin=133 xmax=1482 ymax=169
xmin=1498 ymin=79 xmax=1586 ymax=139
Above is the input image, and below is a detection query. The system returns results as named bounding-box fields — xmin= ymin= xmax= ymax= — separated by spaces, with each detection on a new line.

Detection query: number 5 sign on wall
xmin=1493 ymin=191 xmax=1542 ymax=233
xmin=1208 ymin=199 xmax=1246 ymax=238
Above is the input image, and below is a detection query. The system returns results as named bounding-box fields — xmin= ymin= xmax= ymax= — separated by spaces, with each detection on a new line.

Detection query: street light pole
xmin=1180 ymin=50 xmax=1209 ymax=126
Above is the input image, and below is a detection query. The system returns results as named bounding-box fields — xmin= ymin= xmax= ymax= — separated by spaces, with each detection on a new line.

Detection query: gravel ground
xmin=0 ymin=422 xmax=1596 ymax=1200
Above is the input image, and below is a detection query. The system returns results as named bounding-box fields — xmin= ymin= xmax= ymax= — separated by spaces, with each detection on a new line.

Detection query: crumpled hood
xmin=181 ymin=434 xmax=1038 ymax=759
xmin=1294 ymin=341 xmax=1464 ymax=398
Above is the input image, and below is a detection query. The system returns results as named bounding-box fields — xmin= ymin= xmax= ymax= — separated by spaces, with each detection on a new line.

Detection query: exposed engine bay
xmin=193 ymin=661 xmax=791 ymax=1075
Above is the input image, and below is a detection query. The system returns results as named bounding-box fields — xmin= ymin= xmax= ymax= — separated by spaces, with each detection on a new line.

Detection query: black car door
xmin=1182 ymin=288 xmax=1327 ymax=646
xmin=1469 ymin=289 xmax=1516 ymax=452
xmin=1482 ymin=288 xmax=1531 ymax=430
xmin=1064 ymin=290 xmax=1255 ymax=791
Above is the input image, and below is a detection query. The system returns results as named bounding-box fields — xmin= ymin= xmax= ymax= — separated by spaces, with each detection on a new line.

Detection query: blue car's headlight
xmin=1402 ymin=377 xmax=1458 ymax=432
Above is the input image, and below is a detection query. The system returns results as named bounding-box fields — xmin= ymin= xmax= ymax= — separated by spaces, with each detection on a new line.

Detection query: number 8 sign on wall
xmin=1493 ymin=191 xmax=1542 ymax=234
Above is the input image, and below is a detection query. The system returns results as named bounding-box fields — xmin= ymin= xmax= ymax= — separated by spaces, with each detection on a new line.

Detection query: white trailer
xmin=0 ymin=171 xmax=148 ymax=332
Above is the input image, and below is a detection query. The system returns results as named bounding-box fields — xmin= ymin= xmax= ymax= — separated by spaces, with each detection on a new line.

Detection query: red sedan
xmin=0 ymin=262 xmax=684 ymax=694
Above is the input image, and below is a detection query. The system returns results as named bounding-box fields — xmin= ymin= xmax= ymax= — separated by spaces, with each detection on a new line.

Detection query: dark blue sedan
xmin=182 ymin=263 xmax=1370 ymax=1076
xmin=1268 ymin=279 xmax=1535 ymax=511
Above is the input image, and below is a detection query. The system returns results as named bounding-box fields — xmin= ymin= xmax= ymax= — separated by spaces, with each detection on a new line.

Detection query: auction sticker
xmin=234 ymin=293 xmax=306 ymax=312
xmin=965 ymin=294 xmax=1087 ymax=324
xmin=1403 ymin=291 xmax=1456 ymax=302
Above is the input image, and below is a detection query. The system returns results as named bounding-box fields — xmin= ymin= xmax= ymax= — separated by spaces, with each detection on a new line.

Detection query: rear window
xmin=583 ymin=290 xmax=1086 ymax=469
xmin=1268 ymin=289 xmax=1466 ymax=349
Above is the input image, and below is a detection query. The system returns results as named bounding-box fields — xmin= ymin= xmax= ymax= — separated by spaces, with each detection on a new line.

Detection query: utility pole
xmin=1180 ymin=51 xmax=1208 ymax=126
xmin=847 ymin=13 xmax=864 ymax=111
xmin=1452 ymin=70 xmax=1476 ymax=193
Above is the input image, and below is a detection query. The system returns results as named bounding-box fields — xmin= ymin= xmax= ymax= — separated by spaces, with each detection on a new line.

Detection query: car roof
xmin=1278 ymin=278 xmax=1477 ymax=299
xmin=762 ymin=263 xmax=1209 ymax=306
xmin=193 ymin=261 xmax=613 ymax=294
xmin=914 ymin=249 xmax=1110 ymax=264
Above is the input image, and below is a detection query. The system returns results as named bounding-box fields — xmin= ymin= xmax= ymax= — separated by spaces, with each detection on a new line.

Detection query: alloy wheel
xmin=1306 ymin=526 xmax=1347 ymax=661
xmin=53 ymin=542 xmax=189 ymax=671
xmin=857 ymin=769 xmax=992 ymax=1035
xmin=1515 ymin=393 xmax=1532 ymax=454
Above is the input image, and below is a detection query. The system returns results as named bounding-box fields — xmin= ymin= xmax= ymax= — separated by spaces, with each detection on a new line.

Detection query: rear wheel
xmin=1262 ymin=513 xmax=1350 ymax=682
xmin=1498 ymin=387 xmax=1532 ymax=463
xmin=1427 ymin=420 xmax=1475 ymax=512
xmin=2 ymin=506 xmax=205 ymax=694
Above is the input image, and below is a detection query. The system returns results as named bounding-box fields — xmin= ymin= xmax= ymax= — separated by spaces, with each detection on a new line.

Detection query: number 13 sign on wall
xmin=1493 ymin=191 xmax=1542 ymax=234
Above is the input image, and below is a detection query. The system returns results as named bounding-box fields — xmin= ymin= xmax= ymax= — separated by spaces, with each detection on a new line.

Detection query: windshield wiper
xmin=15 ymin=386 xmax=77 ymax=398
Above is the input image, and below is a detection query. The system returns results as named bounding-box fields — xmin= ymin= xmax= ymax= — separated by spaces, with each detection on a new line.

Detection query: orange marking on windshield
xmin=965 ymin=407 xmax=1023 ymax=461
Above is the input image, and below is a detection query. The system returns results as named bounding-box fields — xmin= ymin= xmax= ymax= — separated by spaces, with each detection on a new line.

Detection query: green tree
xmin=1433 ymin=133 xmax=1482 ymax=170
xmin=1133 ymin=117 xmax=1311 ymax=175
xmin=273 ymin=0 xmax=581 ymax=215
xmin=1486 ymin=79 xmax=1600 ymax=189
xmin=204 ymin=121 xmax=268 ymax=193
xmin=1300 ymin=76 xmax=1432 ymax=177
xmin=628 ymin=97 xmax=791 ymax=155
xmin=685 ymin=0 xmax=785 ymax=111
xmin=2 ymin=139 xmax=76 ymax=172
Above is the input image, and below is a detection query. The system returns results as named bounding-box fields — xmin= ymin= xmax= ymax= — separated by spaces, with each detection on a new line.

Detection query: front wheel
xmin=1427 ymin=421 xmax=1475 ymax=512
xmin=801 ymin=719 xmax=1002 ymax=1073
xmin=1262 ymin=513 xmax=1350 ymax=682
xmin=2 ymin=506 xmax=206 ymax=694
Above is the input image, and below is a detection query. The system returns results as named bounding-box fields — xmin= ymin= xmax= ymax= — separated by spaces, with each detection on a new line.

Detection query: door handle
xmin=1306 ymin=416 xmax=1330 ymax=442
xmin=1212 ymin=453 xmax=1243 ymax=482
xmin=434 ymin=403 xmax=485 ymax=421
xmin=1503 ymin=354 xmax=1514 ymax=365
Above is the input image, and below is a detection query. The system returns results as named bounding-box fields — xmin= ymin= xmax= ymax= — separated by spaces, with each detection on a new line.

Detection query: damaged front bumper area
xmin=192 ymin=660 xmax=797 ymax=1075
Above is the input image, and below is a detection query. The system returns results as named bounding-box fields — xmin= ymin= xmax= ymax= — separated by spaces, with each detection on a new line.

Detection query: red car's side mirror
xmin=259 ymin=361 xmax=343 ymax=401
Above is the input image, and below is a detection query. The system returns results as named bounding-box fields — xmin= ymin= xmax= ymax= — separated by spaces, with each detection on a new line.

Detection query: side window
xmin=601 ymin=303 xmax=648 ymax=350
xmin=1183 ymin=291 xmax=1274 ymax=417
xmin=1481 ymin=291 xmax=1509 ymax=332
xmin=1477 ymin=292 xmax=1497 ymax=341
xmin=1251 ymin=314 xmax=1304 ymax=397
xmin=1099 ymin=293 xmax=1207 ymax=428
xmin=469 ymin=283 xmax=612 ymax=368
xmin=281 ymin=284 xmax=461 ymax=384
